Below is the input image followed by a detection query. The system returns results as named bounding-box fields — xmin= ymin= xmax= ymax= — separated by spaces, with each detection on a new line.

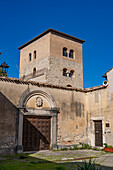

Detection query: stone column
xmin=17 ymin=110 xmax=24 ymax=153
xmin=51 ymin=108 xmax=59 ymax=149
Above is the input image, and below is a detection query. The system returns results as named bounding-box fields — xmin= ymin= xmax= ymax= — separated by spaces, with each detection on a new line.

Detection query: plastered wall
xmin=0 ymin=80 xmax=87 ymax=147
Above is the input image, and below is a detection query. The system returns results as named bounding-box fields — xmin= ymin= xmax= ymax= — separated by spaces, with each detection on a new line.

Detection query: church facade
xmin=0 ymin=29 xmax=113 ymax=154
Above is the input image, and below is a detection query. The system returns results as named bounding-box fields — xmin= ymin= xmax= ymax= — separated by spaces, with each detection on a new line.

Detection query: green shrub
xmin=101 ymin=148 xmax=105 ymax=151
xmin=108 ymin=145 xmax=113 ymax=148
xmin=104 ymin=143 xmax=108 ymax=148
xmin=77 ymin=159 xmax=101 ymax=170
xmin=60 ymin=147 xmax=68 ymax=151
xmin=73 ymin=145 xmax=78 ymax=150
xmin=92 ymin=147 xmax=99 ymax=151
xmin=80 ymin=143 xmax=92 ymax=150
xmin=104 ymin=143 xmax=113 ymax=148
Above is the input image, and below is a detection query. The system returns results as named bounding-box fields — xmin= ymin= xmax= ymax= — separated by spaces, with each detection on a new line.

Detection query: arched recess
xmin=17 ymin=89 xmax=59 ymax=153
xmin=19 ymin=89 xmax=57 ymax=109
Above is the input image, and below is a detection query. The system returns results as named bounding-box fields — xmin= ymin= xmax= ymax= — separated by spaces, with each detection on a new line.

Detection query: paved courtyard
xmin=30 ymin=149 xmax=113 ymax=169
xmin=1 ymin=149 xmax=113 ymax=169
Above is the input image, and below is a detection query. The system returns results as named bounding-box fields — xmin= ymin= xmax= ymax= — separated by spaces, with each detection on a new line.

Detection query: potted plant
xmin=104 ymin=143 xmax=113 ymax=152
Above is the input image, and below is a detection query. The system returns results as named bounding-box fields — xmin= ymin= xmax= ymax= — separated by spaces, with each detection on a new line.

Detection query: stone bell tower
xmin=18 ymin=29 xmax=85 ymax=88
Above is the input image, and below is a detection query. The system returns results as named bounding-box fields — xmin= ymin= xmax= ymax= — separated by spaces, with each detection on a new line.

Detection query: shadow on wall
xmin=0 ymin=91 xmax=19 ymax=155
xmin=61 ymin=102 xmax=84 ymax=118
xmin=23 ymin=116 xmax=50 ymax=152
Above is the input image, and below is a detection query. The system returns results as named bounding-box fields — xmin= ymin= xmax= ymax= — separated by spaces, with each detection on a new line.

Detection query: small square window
xmin=76 ymin=125 xmax=78 ymax=129
xmin=106 ymin=123 xmax=110 ymax=127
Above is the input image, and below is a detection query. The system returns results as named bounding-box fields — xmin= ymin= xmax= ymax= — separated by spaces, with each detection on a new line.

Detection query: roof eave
xmin=18 ymin=28 xmax=85 ymax=50
xmin=102 ymin=75 xmax=107 ymax=78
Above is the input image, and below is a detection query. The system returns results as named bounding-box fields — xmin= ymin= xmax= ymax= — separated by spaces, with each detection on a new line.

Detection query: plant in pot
xmin=104 ymin=143 xmax=113 ymax=152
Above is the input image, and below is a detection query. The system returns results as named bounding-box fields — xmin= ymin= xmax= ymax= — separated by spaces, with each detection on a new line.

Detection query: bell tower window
xmin=63 ymin=47 xmax=67 ymax=57
xmin=34 ymin=50 xmax=36 ymax=59
xmin=33 ymin=67 xmax=36 ymax=77
xmin=69 ymin=70 xmax=74 ymax=77
xmin=63 ymin=68 xmax=67 ymax=76
xmin=29 ymin=53 xmax=32 ymax=61
xmin=69 ymin=49 xmax=74 ymax=58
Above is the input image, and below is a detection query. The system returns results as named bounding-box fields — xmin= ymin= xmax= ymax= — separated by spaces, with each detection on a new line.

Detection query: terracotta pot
xmin=104 ymin=147 xmax=113 ymax=152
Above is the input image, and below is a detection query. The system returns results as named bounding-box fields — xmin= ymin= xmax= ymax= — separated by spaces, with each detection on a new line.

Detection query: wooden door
xmin=23 ymin=116 xmax=51 ymax=151
xmin=94 ymin=120 xmax=103 ymax=146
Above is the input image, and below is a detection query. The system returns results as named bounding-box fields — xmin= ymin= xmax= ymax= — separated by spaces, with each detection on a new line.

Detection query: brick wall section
xmin=50 ymin=33 xmax=83 ymax=64
xmin=0 ymin=92 xmax=19 ymax=154
xmin=50 ymin=32 xmax=83 ymax=88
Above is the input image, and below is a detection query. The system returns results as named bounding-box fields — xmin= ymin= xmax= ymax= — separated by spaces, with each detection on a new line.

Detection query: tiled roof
xmin=84 ymin=85 xmax=107 ymax=92
xmin=18 ymin=28 xmax=85 ymax=50
xmin=0 ymin=77 xmax=107 ymax=93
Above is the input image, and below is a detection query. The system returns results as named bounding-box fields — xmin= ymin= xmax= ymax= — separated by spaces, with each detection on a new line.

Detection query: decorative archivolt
xmin=19 ymin=89 xmax=56 ymax=109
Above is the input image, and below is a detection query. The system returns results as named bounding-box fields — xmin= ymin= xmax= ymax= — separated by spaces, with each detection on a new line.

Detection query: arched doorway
xmin=18 ymin=89 xmax=59 ymax=152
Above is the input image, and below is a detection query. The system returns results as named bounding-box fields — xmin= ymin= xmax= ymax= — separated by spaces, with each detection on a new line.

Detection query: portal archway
xmin=17 ymin=89 xmax=59 ymax=153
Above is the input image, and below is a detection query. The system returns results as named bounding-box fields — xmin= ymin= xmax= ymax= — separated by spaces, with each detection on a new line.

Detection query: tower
xmin=18 ymin=29 xmax=85 ymax=88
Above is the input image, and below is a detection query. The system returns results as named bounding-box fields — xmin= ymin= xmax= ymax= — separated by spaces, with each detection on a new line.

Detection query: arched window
xmin=66 ymin=84 xmax=72 ymax=87
xmin=63 ymin=47 xmax=67 ymax=57
xmin=33 ymin=67 xmax=36 ymax=77
xmin=29 ymin=53 xmax=32 ymax=61
xmin=69 ymin=49 xmax=74 ymax=58
xmin=69 ymin=70 xmax=74 ymax=77
xmin=34 ymin=50 xmax=36 ymax=59
xmin=63 ymin=68 xmax=67 ymax=76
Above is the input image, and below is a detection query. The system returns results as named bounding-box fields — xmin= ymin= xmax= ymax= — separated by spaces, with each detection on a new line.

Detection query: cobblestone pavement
xmin=30 ymin=150 xmax=113 ymax=169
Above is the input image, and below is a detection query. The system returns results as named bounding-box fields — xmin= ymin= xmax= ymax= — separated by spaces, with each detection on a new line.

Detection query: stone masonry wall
xmin=0 ymin=92 xmax=19 ymax=154
xmin=47 ymin=56 xmax=83 ymax=88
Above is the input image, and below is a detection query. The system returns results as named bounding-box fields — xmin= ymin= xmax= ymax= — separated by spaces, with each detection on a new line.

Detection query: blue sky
xmin=0 ymin=0 xmax=113 ymax=88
